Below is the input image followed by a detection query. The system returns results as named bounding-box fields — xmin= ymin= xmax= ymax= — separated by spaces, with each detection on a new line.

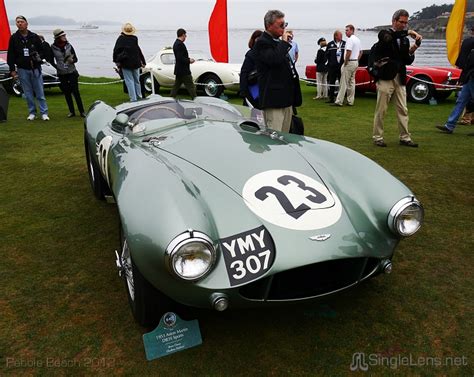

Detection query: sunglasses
xmin=279 ymin=22 xmax=288 ymax=29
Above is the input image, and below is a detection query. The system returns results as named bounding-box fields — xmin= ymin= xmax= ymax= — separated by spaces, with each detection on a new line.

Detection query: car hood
xmin=140 ymin=120 xmax=337 ymax=212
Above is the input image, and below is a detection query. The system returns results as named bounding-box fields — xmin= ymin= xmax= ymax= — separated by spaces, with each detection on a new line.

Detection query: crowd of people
xmin=5 ymin=9 xmax=474 ymax=141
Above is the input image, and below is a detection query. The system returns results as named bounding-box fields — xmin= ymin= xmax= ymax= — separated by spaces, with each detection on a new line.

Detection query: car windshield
xmin=123 ymin=99 xmax=263 ymax=128
xmin=188 ymin=51 xmax=214 ymax=62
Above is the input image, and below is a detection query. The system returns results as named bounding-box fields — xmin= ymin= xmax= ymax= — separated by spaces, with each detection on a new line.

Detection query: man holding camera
xmin=7 ymin=15 xmax=49 ymax=121
xmin=372 ymin=9 xmax=422 ymax=147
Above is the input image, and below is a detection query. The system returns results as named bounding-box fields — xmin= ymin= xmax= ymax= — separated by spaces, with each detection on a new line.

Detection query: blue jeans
xmin=445 ymin=78 xmax=474 ymax=131
xmin=17 ymin=68 xmax=48 ymax=115
xmin=122 ymin=68 xmax=142 ymax=102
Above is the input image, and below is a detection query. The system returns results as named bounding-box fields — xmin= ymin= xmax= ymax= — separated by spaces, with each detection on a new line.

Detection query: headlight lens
xmin=166 ymin=231 xmax=216 ymax=281
xmin=388 ymin=197 xmax=424 ymax=237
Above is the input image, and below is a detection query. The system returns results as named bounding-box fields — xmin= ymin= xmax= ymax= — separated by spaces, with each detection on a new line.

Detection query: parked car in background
xmin=0 ymin=50 xmax=60 ymax=97
xmin=142 ymin=48 xmax=241 ymax=97
xmin=305 ymin=50 xmax=461 ymax=104
xmin=84 ymin=95 xmax=424 ymax=327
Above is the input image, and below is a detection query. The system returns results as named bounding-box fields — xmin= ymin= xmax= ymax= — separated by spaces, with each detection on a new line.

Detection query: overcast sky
xmin=6 ymin=0 xmax=453 ymax=29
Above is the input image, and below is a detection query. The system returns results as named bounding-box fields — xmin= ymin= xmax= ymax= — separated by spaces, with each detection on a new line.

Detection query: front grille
xmin=239 ymin=257 xmax=381 ymax=301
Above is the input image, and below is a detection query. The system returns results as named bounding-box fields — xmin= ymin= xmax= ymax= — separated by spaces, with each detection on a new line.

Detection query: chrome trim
xmin=165 ymin=230 xmax=217 ymax=282
xmin=387 ymin=196 xmax=424 ymax=236
xmin=309 ymin=234 xmax=331 ymax=241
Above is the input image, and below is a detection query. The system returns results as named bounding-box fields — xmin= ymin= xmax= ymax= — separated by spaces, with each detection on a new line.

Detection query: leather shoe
xmin=399 ymin=140 xmax=418 ymax=147
xmin=330 ymin=102 xmax=343 ymax=107
xmin=325 ymin=99 xmax=334 ymax=103
xmin=67 ymin=113 xmax=75 ymax=118
xmin=374 ymin=140 xmax=387 ymax=147
xmin=435 ymin=125 xmax=453 ymax=134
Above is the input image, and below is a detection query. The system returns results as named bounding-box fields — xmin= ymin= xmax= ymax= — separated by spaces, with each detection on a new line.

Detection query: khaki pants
xmin=373 ymin=75 xmax=411 ymax=142
xmin=316 ymin=71 xmax=328 ymax=98
xmin=170 ymin=74 xmax=197 ymax=99
xmin=335 ymin=61 xmax=358 ymax=105
xmin=264 ymin=106 xmax=293 ymax=132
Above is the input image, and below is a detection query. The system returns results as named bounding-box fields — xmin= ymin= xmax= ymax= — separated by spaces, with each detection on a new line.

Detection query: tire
xmin=84 ymin=134 xmax=108 ymax=200
xmin=434 ymin=90 xmax=453 ymax=101
xmin=199 ymin=73 xmax=224 ymax=97
xmin=12 ymin=79 xmax=23 ymax=97
xmin=141 ymin=72 xmax=160 ymax=94
xmin=119 ymin=226 xmax=175 ymax=327
xmin=406 ymin=76 xmax=433 ymax=104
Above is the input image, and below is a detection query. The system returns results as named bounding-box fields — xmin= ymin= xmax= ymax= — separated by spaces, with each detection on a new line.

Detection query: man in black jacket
xmin=7 ymin=15 xmax=49 ymax=121
xmin=436 ymin=26 xmax=474 ymax=134
xmin=254 ymin=9 xmax=302 ymax=132
xmin=170 ymin=28 xmax=196 ymax=99
xmin=372 ymin=9 xmax=421 ymax=147
xmin=325 ymin=30 xmax=345 ymax=103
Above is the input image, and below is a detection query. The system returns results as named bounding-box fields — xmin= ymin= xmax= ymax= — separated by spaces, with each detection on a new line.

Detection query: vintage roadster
xmin=142 ymin=48 xmax=241 ymax=97
xmin=84 ymin=95 xmax=423 ymax=326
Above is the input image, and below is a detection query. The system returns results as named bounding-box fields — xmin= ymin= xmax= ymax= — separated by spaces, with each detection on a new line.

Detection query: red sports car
xmin=305 ymin=50 xmax=461 ymax=104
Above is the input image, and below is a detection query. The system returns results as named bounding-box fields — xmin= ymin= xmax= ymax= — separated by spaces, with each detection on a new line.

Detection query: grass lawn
xmin=0 ymin=79 xmax=472 ymax=376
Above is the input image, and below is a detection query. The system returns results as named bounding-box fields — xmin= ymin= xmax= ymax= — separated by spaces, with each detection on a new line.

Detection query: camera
xmin=30 ymin=51 xmax=42 ymax=64
xmin=415 ymin=39 xmax=422 ymax=47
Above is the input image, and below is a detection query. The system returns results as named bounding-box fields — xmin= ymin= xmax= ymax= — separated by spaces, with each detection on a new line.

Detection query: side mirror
xmin=111 ymin=113 xmax=131 ymax=132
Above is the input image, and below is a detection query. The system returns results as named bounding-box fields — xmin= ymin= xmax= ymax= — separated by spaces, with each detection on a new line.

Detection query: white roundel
xmin=242 ymin=170 xmax=343 ymax=230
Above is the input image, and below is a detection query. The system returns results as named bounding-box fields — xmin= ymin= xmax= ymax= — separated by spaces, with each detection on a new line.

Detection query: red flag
xmin=208 ymin=0 xmax=228 ymax=63
xmin=0 ymin=0 xmax=11 ymax=50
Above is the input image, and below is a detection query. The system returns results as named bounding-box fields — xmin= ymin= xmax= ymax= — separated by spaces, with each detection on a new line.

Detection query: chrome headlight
xmin=165 ymin=230 xmax=216 ymax=281
xmin=388 ymin=197 xmax=424 ymax=237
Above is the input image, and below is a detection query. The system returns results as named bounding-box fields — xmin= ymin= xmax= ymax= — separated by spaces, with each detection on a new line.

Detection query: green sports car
xmin=84 ymin=95 xmax=423 ymax=327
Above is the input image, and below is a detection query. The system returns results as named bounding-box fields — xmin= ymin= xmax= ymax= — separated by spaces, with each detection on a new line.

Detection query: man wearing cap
xmin=171 ymin=28 xmax=196 ymax=99
xmin=314 ymin=37 xmax=328 ymax=99
xmin=113 ymin=22 xmax=146 ymax=102
xmin=50 ymin=29 xmax=85 ymax=117
xmin=7 ymin=15 xmax=50 ymax=121
xmin=333 ymin=24 xmax=362 ymax=106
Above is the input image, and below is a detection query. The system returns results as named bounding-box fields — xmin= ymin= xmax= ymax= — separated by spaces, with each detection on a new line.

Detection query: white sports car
xmin=143 ymin=47 xmax=241 ymax=97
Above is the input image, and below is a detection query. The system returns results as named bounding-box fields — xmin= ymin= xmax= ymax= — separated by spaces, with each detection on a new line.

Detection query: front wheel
xmin=407 ymin=76 xmax=433 ymax=103
xmin=84 ymin=134 xmax=108 ymax=200
xmin=199 ymin=73 xmax=224 ymax=97
xmin=141 ymin=73 xmax=160 ymax=94
xmin=119 ymin=226 xmax=175 ymax=327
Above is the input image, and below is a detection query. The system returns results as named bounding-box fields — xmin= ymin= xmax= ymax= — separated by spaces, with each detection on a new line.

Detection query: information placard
xmin=143 ymin=312 xmax=202 ymax=361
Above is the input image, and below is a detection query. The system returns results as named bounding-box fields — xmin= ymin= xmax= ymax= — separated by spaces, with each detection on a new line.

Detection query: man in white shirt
xmin=333 ymin=24 xmax=362 ymax=106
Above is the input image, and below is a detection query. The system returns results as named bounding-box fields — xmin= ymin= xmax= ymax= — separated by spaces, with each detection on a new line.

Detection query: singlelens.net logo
xmin=350 ymin=352 xmax=369 ymax=372
xmin=350 ymin=352 xmax=469 ymax=372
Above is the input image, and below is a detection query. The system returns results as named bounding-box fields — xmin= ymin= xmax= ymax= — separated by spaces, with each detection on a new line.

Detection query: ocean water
xmin=31 ymin=26 xmax=452 ymax=77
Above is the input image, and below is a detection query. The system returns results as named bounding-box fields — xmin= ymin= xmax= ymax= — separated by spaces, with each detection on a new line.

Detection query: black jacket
xmin=240 ymin=48 xmax=257 ymax=97
xmin=254 ymin=31 xmax=302 ymax=109
xmin=7 ymin=30 xmax=45 ymax=71
xmin=173 ymin=39 xmax=191 ymax=77
xmin=456 ymin=36 xmax=474 ymax=84
xmin=326 ymin=40 xmax=345 ymax=68
xmin=315 ymin=47 xmax=328 ymax=73
xmin=113 ymin=34 xmax=145 ymax=70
